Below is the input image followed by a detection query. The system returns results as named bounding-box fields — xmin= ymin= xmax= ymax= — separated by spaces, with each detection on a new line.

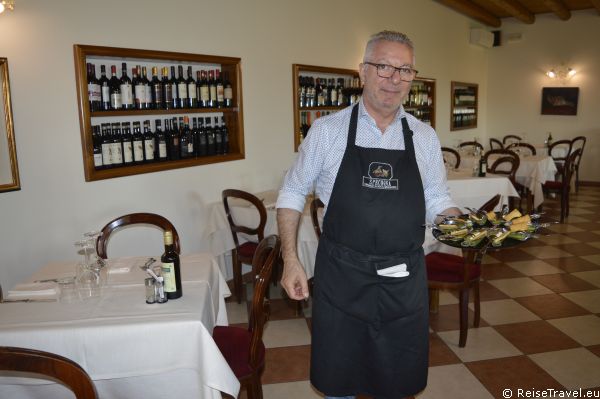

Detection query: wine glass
xmin=83 ymin=230 xmax=106 ymax=269
xmin=74 ymin=234 xmax=104 ymax=299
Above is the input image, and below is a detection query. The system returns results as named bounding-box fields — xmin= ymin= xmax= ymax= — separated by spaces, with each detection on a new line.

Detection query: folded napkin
xmin=376 ymin=264 xmax=410 ymax=278
xmin=6 ymin=282 xmax=59 ymax=299
xmin=108 ymin=265 xmax=132 ymax=274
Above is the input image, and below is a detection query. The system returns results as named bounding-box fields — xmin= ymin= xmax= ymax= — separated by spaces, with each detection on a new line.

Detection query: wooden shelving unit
xmin=450 ymin=81 xmax=478 ymax=131
xmin=402 ymin=77 xmax=436 ymax=129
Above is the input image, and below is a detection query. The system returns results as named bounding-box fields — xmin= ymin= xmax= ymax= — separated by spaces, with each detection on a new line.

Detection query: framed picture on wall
xmin=541 ymin=87 xmax=579 ymax=116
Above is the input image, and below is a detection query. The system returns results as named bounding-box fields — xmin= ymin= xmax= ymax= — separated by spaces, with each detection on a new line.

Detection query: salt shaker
xmin=155 ymin=276 xmax=168 ymax=304
xmin=145 ymin=277 xmax=156 ymax=304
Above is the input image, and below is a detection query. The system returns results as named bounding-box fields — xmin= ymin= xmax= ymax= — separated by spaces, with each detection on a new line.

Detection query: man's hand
xmin=434 ymin=206 xmax=463 ymax=224
xmin=281 ymin=258 xmax=309 ymax=300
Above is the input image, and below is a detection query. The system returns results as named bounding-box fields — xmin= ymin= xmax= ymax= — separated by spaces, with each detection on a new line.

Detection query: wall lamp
xmin=546 ymin=64 xmax=577 ymax=81
xmin=0 ymin=0 xmax=14 ymax=13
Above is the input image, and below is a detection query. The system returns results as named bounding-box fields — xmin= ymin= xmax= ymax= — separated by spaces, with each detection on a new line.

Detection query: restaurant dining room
xmin=0 ymin=0 xmax=599 ymax=398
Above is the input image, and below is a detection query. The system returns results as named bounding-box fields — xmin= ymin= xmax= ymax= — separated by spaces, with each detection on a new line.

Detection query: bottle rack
xmin=292 ymin=64 xmax=361 ymax=152
xmin=74 ymin=44 xmax=244 ymax=182
xmin=402 ymin=77 xmax=436 ymax=128
xmin=450 ymin=81 xmax=478 ymax=131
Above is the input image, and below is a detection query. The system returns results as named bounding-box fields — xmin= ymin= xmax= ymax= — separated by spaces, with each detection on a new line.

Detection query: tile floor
xmin=225 ymin=186 xmax=600 ymax=399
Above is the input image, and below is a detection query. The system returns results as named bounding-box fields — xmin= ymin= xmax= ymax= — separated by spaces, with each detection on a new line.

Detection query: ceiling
xmin=435 ymin=0 xmax=600 ymax=27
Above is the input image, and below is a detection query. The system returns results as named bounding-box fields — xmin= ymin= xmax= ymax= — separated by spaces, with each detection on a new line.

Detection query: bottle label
xmin=145 ymin=85 xmax=152 ymax=104
xmin=200 ymin=86 xmax=210 ymax=101
xmin=224 ymin=87 xmax=233 ymax=100
xmin=101 ymin=86 xmax=110 ymax=103
xmin=217 ymin=85 xmax=224 ymax=101
xmin=209 ymin=86 xmax=217 ymax=101
xmin=188 ymin=83 xmax=197 ymax=99
xmin=171 ymin=83 xmax=178 ymax=99
xmin=178 ymin=83 xmax=188 ymax=99
xmin=88 ymin=83 xmax=101 ymax=102
xmin=145 ymin=140 xmax=155 ymax=160
xmin=162 ymin=262 xmax=176 ymax=292
xmin=94 ymin=153 xmax=103 ymax=167
xmin=111 ymin=143 xmax=123 ymax=164
xmin=164 ymin=85 xmax=173 ymax=102
xmin=123 ymin=142 xmax=133 ymax=163
xmin=120 ymin=83 xmax=133 ymax=105
xmin=134 ymin=85 xmax=146 ymax=105
xmin=159 ymin=142 xmax=167 ymax=158
xmin=133 ymin=140 xmax=144 ymax=161
xmin=102 ymin=143 xmax=112 ymax=165
xmin=188 ymin=142 xmax=193 ymax=153
xmin=110 ymin=93 xmax=122 ymax=109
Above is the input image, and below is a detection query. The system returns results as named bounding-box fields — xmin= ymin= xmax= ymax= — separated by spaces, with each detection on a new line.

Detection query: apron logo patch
xmin=362 ymin=162 xmax=399 ymax=190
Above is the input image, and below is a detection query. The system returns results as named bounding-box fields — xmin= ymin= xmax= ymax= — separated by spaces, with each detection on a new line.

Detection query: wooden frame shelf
xmin=450 ymin=81 xmax=478 ymax=131
xmin=402 ymin=77 xmax=436 ymax=129
xmin=74 ymin=44 xmax=244 ymax=182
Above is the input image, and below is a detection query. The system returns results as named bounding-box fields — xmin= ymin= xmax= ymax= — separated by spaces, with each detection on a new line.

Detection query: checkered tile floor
xmin=225 ymin=187 xmax=600 ymax=399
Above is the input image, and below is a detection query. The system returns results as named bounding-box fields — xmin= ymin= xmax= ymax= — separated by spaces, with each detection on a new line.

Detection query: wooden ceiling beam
xmin=435 ymin=0 xmax=502 ymax=27
xmin=590 ymin=0 xmax=600 ymax=15
xmin=543 ymin=0 xmax=571 ymax=20
xmin=487 ymin=0 xmax=535 ymax=24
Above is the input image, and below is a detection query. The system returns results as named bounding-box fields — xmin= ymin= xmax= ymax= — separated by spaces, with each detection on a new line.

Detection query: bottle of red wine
xmin=111 ymin=123 xmax=124 ymax=167
xmin=170 ymin=66 xmax=178 ymax=109
xmin=161 ymin=67 xmax=172 ymax=110
xmin=214 ymin=116 xmax=223 ymax=154
xmin=122 ymin=122 xmax=134 ymax=165
xmin=109 ymin=65 xmax=122 ymax=110
xmin=101 ymin=123 xmax=112 ymax=167
xmin=169 ymin=117 xmax=181 ymax=160
xmin=120 ymin=63 xmax=133 ymax=109
xmin=132 ymin=121 xmax=144 ymax=164
xmin=132 ymin=66 xmax=145 ymax=110
xmin=221 ymin=116 xmax=229 ymax=154
xmin=197 ymin=117 xmax=207 ymax=156
xmin=143 ymin=120 xmax=155 ymax=163
xmin=155 ymin=119 xmax=167 ymax=161
xmin=177 ymin=65 xmax=188 ymax=109
xmin=206 ymin=117 xmax=216 ymax=155
xmin=99 ymin=65 xmax=111 ymax=111
xmin=186 ymin=66 xmax=197 ymax=108
xmin=87 ymin=63 xmax=101 ymax=112
xmin=199 ymin=70 xmax=210 ymax=108
xmin=150 ymin=67 xmax=163 ymax=110
xmin=215 ymin=70 xmax=224 ymax=108
xmin=142 ymin=66 xmax=151 ymax=110
xmin=208 ymin=70 xmax=217 ymax=108
xmin=223 ymin=72 xmax=233 ymax=107
xmin=92 ymin=125 xmax=103 ymax=169
xmin=161 ymin=230 xmax=182 ymax=300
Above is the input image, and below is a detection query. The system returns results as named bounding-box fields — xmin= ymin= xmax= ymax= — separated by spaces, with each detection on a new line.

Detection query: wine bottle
xmin=92 ymin=125 xmax=103 ymax=169
xmin=206 ymin=117 xmax=216 ymax=155
xmin=109 ymin=65 xmax=122 ymax=110
xmin=208 ymin=70 xmax=217 ymax=108
xmin=122 ymin=122 xmax=134 ymax=165
xmin=197 ymin=117 xmax=207 ymax=156
xmin=161 ymin=66 xmax=172 ymax=110
xmin=155 ymin=119 xmax=168 ymax=161
xmin=214 ymin=116 xmax=223 ymax=155
xmin=132 ymin=121 xmax=144 ymax=164
xmin=169 ymin=118 xmax=180 ymax=160
xmin=199 ymin=70 xmax=210 ymax=108
xmin=186 ymin=66 xmax=197 ymax=108
xmin=177 ymin=65 xmax=188 ymax=109
xmin=133 ymin=66 xmax=145 ymax=110
xmin=221 ymin=116 xmax=229 ymax=154
xmin=170 ymin=66 xmax=178 ymax=109
xmin=223 ymin=72 xmax=233 ymax=107
xmin=150 ymin=66 xmax=163 ymax=110
xmin=101 ymin=123 xmax=113 ymax=167
xmin=180 ymin=116 xmax=190 ymax=159
xmin=120 ymin=63 xmax=134 ymax=109
xmin=87 ymin=63 xmax=101 ymax=112
xmin=161 ymin=230 xmax=182 ymax=300
xmin=142 ymin=66 xmax=152 ymax=109
xmin=143 ymin=120 xmax=155 ymax=162
xmin=99 ymin=65 xmax=111 ymax=111
xmin=215 ymin=70 xmax=224 ymax=108
xmin=111 ymin=123 xmax=124 ymax=167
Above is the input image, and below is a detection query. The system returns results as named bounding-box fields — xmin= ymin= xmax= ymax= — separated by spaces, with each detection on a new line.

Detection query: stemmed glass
xmin=74 ymin=231 xmax=105 ymax=299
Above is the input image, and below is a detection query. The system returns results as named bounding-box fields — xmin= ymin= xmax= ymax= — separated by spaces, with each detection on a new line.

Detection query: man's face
xmin=359 ymin=41 xmax=414 ymax=114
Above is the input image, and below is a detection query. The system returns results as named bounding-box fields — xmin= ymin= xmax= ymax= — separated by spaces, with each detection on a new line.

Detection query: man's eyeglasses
xmin=364 ymin=62 xmax=418 ymax=82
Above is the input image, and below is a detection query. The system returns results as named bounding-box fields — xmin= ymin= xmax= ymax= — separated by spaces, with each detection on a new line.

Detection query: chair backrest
xmin=458 ymin=141 xmax=484 ymax=153
xmin=548 ymin=139 xmax=572 ymax=164
xmin=506 ymin=142 xmax=536 ymax=156
xmin=441 ymin=147 xmax=461 ymax=169
xmin=0 ymin=347 xmax=98 ymax=399
xmin=310 ymin=197 xmax=325 ymax=238
xmin=247 ymin=235 xmax=281 ymax=368
xmin=502 ymin=134 xmax=522 ymax=145
xmin=483 ymin=148 xmax=519 ymax=170
xmin=96 ymin=213 xmax=180 ymax=259
xmin=571 ymin=136 xmax=586 ymax=166
xmin=222 ymin=189 xmax=267 ymax=250
xmin=561 ymin=148 xmax=582 ymax=186
xmin=489 ymin=138 xmax=504 ymax=150
xmin=489 ymin=156 xmax=520 ymax=183
xmin=478 ymin=194 xmax=501 ymax=212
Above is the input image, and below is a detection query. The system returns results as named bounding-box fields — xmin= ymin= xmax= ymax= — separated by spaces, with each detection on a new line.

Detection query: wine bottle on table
xmin=120 ymin=63 xmax=133 ymax=109
xmin=161 ymin=230 xmax=182 ymax=300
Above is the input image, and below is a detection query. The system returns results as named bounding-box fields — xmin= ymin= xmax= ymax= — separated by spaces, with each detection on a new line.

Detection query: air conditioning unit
xmin=470 ymin=28 xmax=494 ymax=49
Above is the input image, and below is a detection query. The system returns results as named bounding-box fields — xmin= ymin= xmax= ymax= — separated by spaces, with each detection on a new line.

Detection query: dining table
xmin=0 ymin=253 xmax=240 ymax=399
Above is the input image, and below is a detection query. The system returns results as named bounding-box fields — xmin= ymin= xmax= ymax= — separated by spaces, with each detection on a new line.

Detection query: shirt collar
xmin=358 ymin=98 xmax=406 ymax=127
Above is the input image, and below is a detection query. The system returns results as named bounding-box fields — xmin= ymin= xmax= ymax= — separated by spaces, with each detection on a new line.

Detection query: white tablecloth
xmin=0 ymin=254 xmax=240 ymax=399
xmin=460 ymin=154 xmax=557 ymax=208
xmin=447 ymin=169 xmax=520 ymax=211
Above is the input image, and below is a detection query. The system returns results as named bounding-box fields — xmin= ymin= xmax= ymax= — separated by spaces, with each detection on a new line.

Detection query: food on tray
xmin=503 ymin=208 xmax=522 ymax=221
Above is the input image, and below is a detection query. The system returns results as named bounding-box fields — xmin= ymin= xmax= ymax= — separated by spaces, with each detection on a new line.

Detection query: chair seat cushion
xmin=213 ymin=326 xmax=265 ymax=378
xmin=543 ymin=181 xmax=562 ymax=190
xmin=238 ymin=242 xmax=259 ymax=259
xmin=425 ymin=252 xmax=481 ymax=283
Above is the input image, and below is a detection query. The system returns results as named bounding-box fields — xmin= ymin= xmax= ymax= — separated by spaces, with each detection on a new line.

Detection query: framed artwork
xmin=0 ymin=58 xmax=20 ymax=193
xmin=541 ymin=87 xmax=579 ymax=116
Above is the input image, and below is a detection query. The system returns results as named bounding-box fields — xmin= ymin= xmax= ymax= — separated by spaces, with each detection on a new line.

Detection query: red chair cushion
xmin=238 ymin=242 xmax=259 ymax=259
xmin=213 ymin=326 xmax=265 ymax=378
xmin=543 ymin=181 xmax=562 ymax=190
xmin=425 ymin=252 xmax=481 ymax=283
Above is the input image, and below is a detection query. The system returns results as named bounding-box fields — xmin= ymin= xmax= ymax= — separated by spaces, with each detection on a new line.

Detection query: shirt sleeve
xmin=276 ymin=120 xmax=326 ymax=213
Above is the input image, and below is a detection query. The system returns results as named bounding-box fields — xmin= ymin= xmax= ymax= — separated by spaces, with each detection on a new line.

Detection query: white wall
xmin=0 ymin=0 xmax=489 ymax=289
xmin=486 ymin=10 xmax=600 ymax=182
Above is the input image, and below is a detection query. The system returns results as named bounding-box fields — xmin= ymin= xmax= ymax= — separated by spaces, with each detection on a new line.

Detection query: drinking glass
xmin=74 ymin=237 xmax=104 ymax=299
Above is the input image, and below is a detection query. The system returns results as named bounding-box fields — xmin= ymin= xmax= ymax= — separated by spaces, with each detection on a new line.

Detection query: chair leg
xmin=458 ymin=288 xmax=469 ymax=347
xmin=575 ymin=167 xmax=580 ymax=193
xmin=232 ymin=251 xmax=243 ymax=304
xmin=473 ymin=282 xmax=480 ymax=328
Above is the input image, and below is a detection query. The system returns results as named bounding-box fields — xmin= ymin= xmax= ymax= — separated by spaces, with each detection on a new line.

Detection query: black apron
xmin=310 ymin=104 xmax=428 ymax=399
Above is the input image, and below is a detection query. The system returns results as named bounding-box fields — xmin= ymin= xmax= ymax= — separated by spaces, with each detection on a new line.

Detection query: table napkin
xmin=6 ymin=282 xmax=58 ymax=299
xmin=376 ymin=264 xmax=410 ymax=278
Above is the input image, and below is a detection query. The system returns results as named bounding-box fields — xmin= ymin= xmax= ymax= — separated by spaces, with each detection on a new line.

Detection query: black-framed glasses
xmin=364 ymin=62 xmax=418 ymax=81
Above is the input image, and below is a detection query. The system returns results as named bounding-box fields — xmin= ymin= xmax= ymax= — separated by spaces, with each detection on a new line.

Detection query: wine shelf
xmin=402 ymin=77 xmax=436 ymax=129
xmin=74 ymin=44 xmax=244 ymax=182
xmin=450 ymin=81 xmax=478 ymax=131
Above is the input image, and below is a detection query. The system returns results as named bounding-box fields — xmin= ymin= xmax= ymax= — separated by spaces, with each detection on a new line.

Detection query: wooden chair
xmin=310 ymin=197 xmax=324 ymax=238
xmin=543 ymin=148 xmax=581 ymax=223
xmin=548 ymin=139 xmax=573 ymax=178
xmin=506 ymin=142 xmax=537 ymax=156
xmin=571 ymin=136 xmax=586 ymax=192
xmin=0 ymin=346 xmax=98 ymax=399
xmin=213 ymin=235 xmax=281 ymax=399
xmin=458 ymin=141 xmax=484 ymax=154
xmin=222 ymin=189 xmax=267 ymax=303
xmin=489 ymin=138 xmax=504 ymax=150
xmin=441 ymin=147 xmax=461 ymax=169
xmin=425 ymin=195 xmax=499 ymax=348
xmin=502 ymin=134 xmax=522 ymax=145
xmin=96 ymin=213 xmax=180 ymax=259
